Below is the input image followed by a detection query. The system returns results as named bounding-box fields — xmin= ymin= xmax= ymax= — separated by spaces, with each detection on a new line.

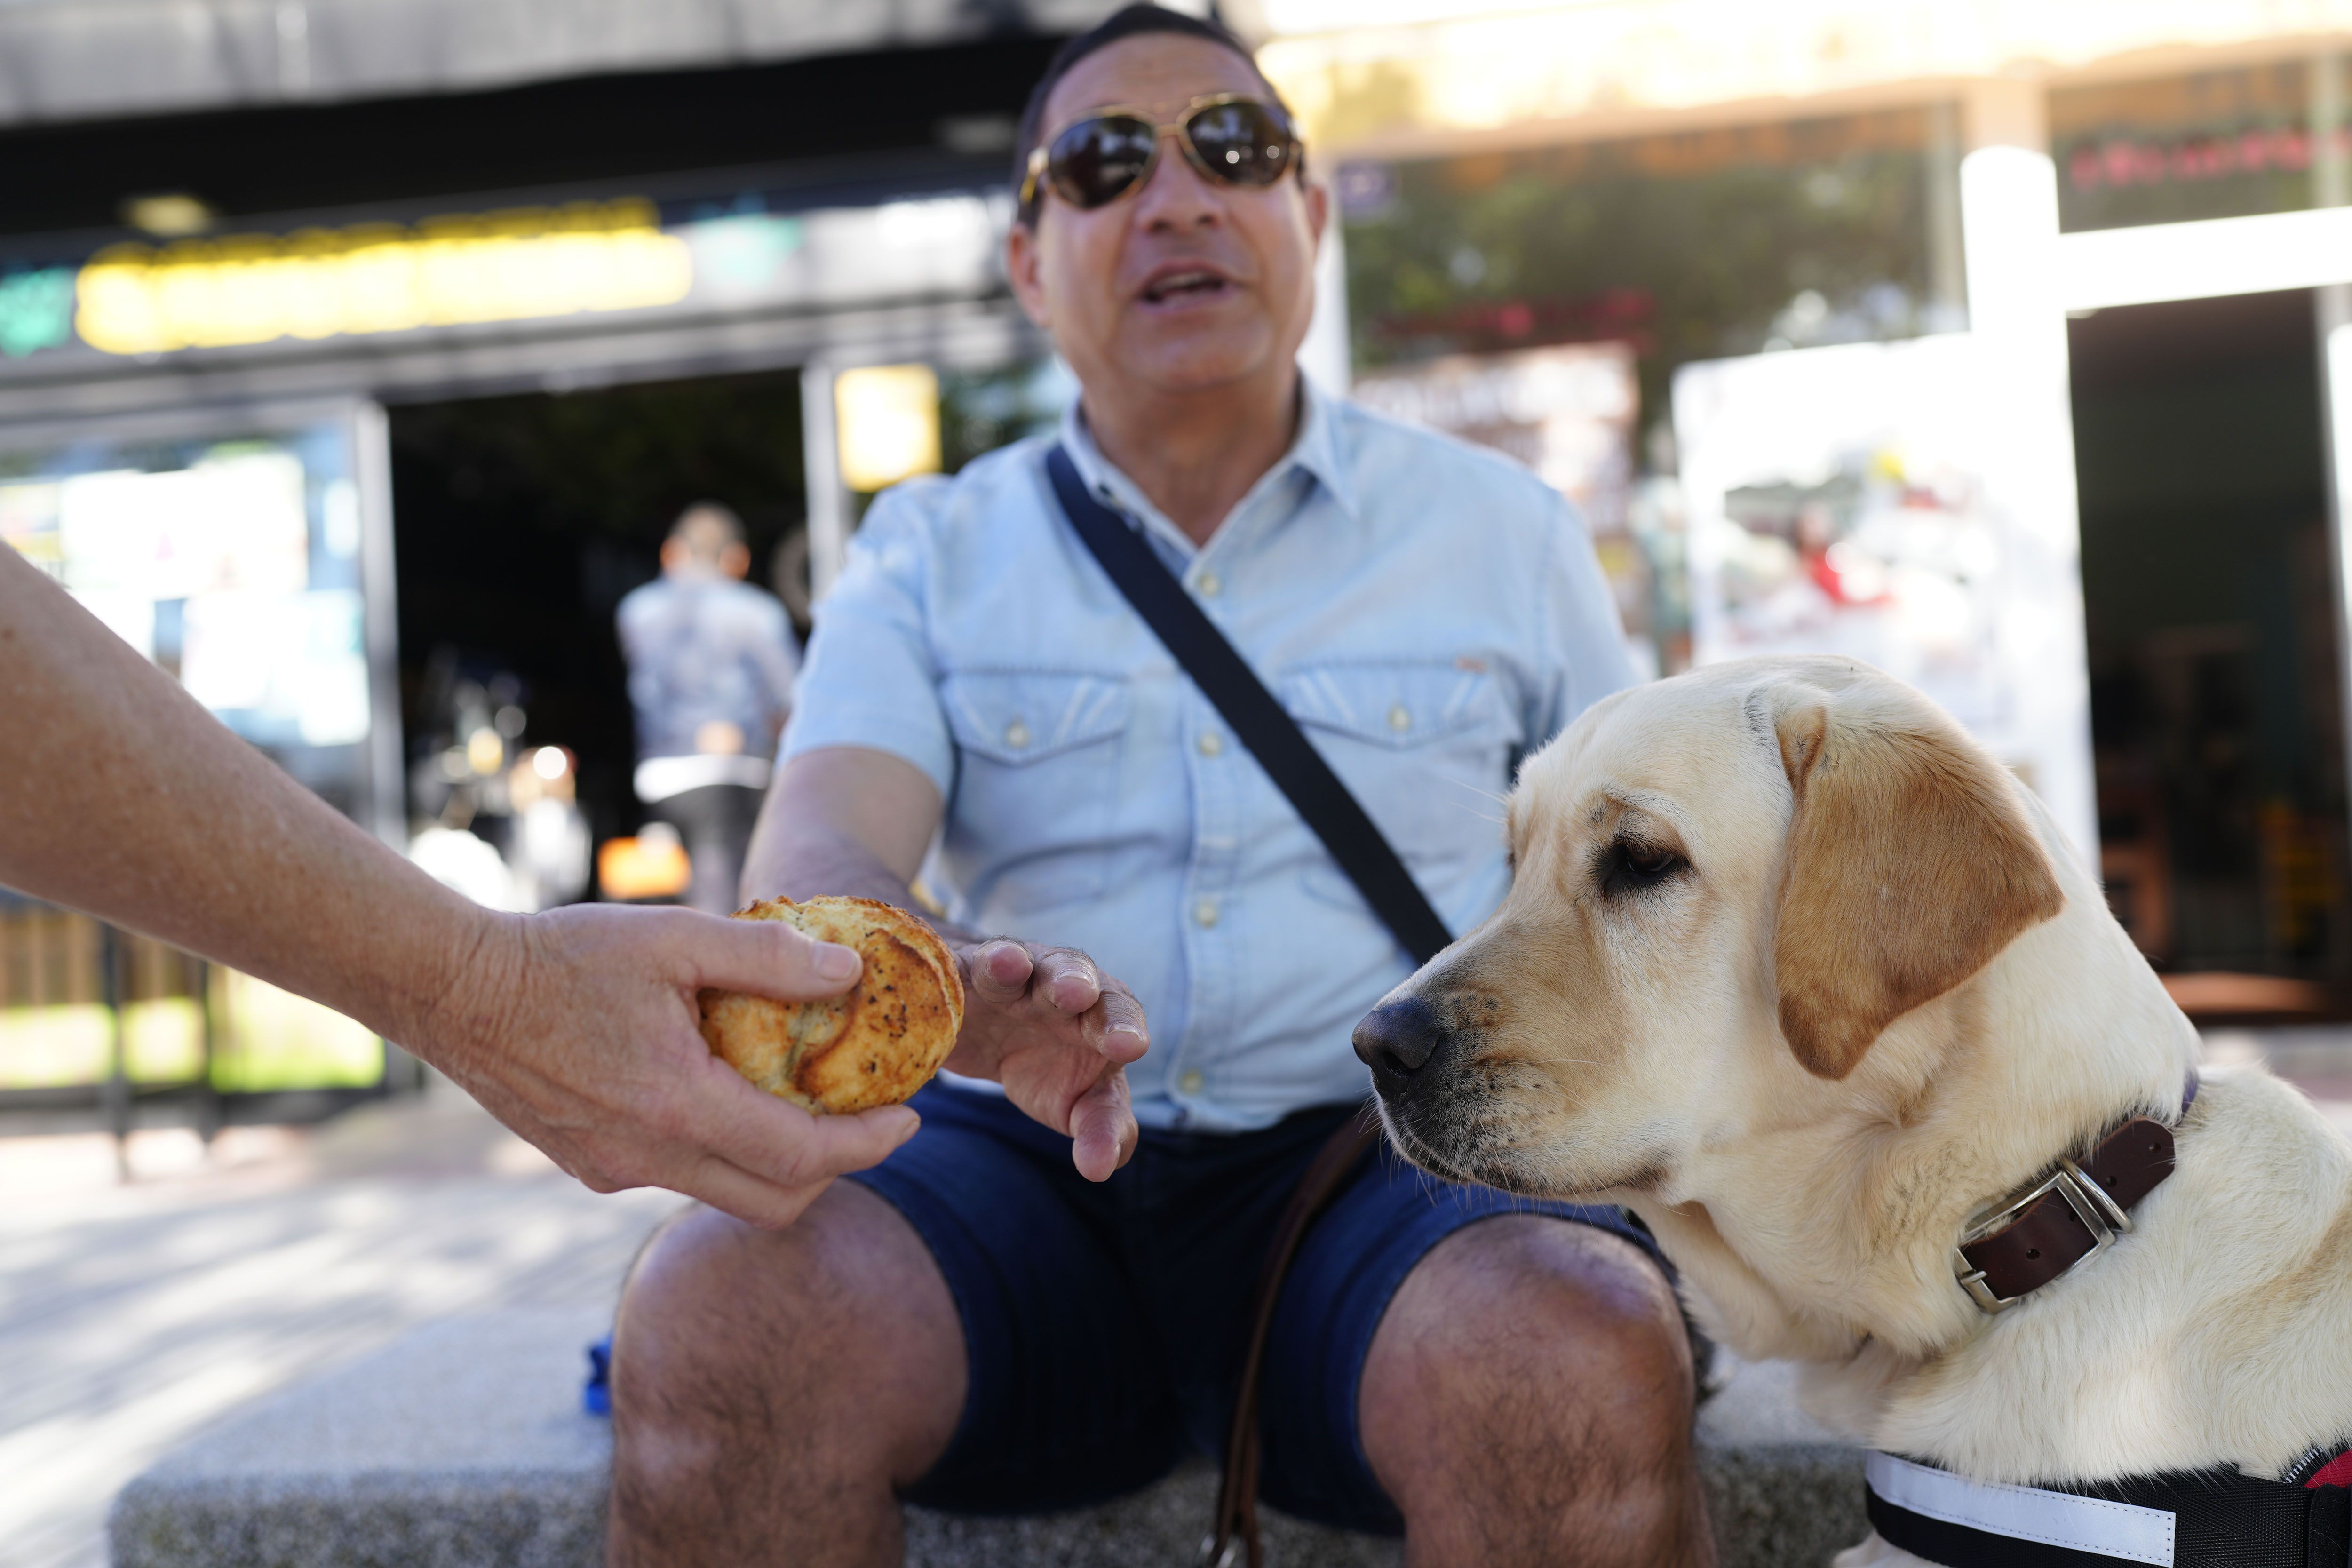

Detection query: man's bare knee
xmin=1482 ymin=1220 xmax=1695 ymax=1427
xmin=616 ymin=1182 xmax=963 ymax=1455
xmin=1363 ymin=1216 xmax=1707 ymax=1566
xmin=607 ymin=1183 xmax=965 ymax=1564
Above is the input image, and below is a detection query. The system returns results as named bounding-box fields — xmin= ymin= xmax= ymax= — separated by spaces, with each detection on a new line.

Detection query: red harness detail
xmin=2304 ymin=1452 xmax=2352 ymax=1489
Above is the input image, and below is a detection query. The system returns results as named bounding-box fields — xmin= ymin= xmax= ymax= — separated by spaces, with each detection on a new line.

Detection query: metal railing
xmin=0 ymin=895 xmax=406 ymax=1167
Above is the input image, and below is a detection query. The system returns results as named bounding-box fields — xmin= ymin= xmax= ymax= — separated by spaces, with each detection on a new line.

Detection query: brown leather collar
xmin=1952 ymin=1075 xmax=2198 ymax=1314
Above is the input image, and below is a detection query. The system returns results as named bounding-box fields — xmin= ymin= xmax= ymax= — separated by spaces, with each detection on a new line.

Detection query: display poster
xmin=1673 ymin=333 xmax=2097 ymax=859
xmin=1353 ymin=342 xmax=1656 ymax=672
xmin=0 ymin=426 xmax=374 ymax=754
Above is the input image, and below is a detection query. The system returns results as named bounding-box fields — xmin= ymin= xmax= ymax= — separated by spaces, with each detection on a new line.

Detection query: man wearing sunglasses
xmin=607 ymin=7 xmax=1707 ymax=1566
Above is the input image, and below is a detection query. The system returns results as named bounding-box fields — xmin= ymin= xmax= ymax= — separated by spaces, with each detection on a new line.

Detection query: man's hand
xmin=747 ymin=748 xmax=1147 ymax=1184
xmin=421 ymin=902 xmax=920 ymax=1230
xmin=945 ymin=939 xmax=1146 ymax=1182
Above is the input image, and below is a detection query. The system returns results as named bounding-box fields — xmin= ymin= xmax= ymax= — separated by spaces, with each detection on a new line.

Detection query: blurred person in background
xmin=607 ymin=8 xmax=1704 ymax=1567
xmin=617 ymin=502 xmax=800 ymax=914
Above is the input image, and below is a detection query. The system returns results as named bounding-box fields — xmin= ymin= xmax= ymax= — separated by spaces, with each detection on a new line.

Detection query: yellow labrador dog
xmin=1353 ymin=655 xmax=2352 ymax=1567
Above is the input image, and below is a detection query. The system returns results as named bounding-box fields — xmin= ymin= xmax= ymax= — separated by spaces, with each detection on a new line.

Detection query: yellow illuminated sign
xmin=835 ymin=364 xmax=942 ymax=493
xmin=76 ymin=199 xmax=694 ymax=356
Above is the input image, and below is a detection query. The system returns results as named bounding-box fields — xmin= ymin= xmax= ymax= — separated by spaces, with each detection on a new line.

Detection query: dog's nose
xmin=1353 ymin=997 xmax=1445 ymax=1083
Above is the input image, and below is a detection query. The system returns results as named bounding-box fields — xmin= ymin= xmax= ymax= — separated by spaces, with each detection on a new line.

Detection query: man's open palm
xmin=945 ymin=939 xmax=1146 ymax=1181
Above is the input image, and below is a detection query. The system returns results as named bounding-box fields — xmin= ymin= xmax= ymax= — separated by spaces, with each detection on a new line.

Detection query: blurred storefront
xmin=1261 ymin=1 xmax=2352 ymax=1015
xmin=18 ymin=0 xmax=2352 ymax=1079
xmin=0 ymin=0 xmax=1144 ymax=1116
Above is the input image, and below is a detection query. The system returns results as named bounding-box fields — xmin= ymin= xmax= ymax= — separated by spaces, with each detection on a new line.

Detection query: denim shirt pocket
xmin=1277 ymin=660 xmax=1521 ymax=918
xmin=939 ymin=669 xmax=1131 ymax=908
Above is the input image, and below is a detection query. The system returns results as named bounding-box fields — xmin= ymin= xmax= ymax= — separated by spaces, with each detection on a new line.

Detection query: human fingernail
xmin=815 ymin=943 xmax=860 ymax=981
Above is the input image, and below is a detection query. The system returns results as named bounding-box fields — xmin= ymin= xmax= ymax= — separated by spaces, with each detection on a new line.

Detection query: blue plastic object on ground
xmin=583 ymin=1335 xmax=612 ymax=1417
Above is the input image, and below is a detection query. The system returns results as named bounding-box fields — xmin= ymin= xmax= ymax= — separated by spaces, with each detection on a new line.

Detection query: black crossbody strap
xmin=1044 ymin=444 xmax=1452 ymax=966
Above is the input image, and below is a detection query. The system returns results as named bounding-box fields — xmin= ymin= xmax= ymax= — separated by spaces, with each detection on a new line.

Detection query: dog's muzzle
xmin=1352 ymin=996 xmax=1452 ymax=1099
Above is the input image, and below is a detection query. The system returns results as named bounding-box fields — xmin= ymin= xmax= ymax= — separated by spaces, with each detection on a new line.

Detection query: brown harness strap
xmin=1201 ymin=1107 xmax=1385 ymax=1568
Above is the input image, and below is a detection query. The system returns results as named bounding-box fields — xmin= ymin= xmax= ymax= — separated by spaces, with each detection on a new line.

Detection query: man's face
xmin=1007 ymin=36 xmax=1327 ymax=400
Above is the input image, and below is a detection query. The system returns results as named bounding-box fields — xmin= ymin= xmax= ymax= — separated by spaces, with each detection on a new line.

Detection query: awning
xmin=0 ymin=0 xmax=1178 ymax=129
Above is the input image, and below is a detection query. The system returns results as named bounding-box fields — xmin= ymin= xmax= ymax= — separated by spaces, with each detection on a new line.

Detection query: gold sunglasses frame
xmin=1019 ymin=93 xmax=1303 ymax=211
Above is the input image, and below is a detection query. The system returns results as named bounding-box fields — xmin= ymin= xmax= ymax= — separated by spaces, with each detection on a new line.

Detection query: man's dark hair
xmin=1012 ymin=4 xmax=1290 ymax=227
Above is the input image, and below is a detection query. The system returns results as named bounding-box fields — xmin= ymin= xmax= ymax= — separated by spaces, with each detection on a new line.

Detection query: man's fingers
xmin=665 ymin=1054 xmax=918 ymax=1188
xmin=689 ymin=911 xmax=862 ymax=1000
xmin=677 ymin=1152 xmax=833 ymax=1230
xmin=1032 ymin=948 xmax=1103 ymax=1015
xmin=962 ymin=939 xmax=1035 ymax=1003
xmin=1091 ymin=985 xmax=1149 ymax=1063
xmin=1069 ymin=1067 xmax=1136 ymax=1183
xmin=769 ymin=1102 xmax=922 ymax=1183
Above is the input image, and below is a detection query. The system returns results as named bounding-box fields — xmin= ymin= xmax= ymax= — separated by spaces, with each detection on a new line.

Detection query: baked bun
xmin=699 ymin=896 xmax=964 ymax=1114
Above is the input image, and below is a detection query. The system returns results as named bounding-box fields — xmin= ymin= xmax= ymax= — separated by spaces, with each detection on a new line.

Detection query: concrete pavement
xmin=0 ymin=1082 xmax=678 ymax=1568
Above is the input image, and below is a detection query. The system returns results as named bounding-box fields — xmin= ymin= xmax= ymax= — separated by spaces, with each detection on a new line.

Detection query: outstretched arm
xmin=744 ymin=746 xmax=1145 ymax=1181
xmin=0 ymin=546 xmax=911 ymax=1228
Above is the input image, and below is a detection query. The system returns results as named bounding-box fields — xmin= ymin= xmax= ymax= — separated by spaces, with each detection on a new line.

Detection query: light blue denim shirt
xmin=784 ymin=379 xmax=1635 ymax=1132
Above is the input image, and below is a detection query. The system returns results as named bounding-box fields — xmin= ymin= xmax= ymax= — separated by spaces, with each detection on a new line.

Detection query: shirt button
xmin=1179 ymin=1069 xmax=1206 ymax=1096
xmin=1387 ymin=704 xmax=1412 ymax=732
xmin=1004 ymin=720 xmax=1031 ymax=749
xmin=1196 ymin=731 xmax=1224 ymax=758
xmin=1193 ymin=898 xmax=1220 ymax=928
xmin=1195 ymin=571 xmax=1222 ymax=597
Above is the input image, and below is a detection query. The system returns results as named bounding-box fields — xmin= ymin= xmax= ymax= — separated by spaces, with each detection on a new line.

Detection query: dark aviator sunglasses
xmin=1021 ymin=94 xmax=1304 ymax=214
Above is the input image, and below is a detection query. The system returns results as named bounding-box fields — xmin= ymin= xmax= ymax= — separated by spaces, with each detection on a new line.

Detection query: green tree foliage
xmin=1344 ymin=116 xmax=1949 ymax=429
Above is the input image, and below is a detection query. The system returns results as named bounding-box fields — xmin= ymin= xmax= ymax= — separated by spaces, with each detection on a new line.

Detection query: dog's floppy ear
xmin=1768 ymin=682 xmax=2064 ymax=1079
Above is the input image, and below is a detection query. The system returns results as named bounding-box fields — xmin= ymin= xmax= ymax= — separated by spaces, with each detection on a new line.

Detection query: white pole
xmin=801 ymin=361 xmax=849 ymax=602
xmin=1299 ymin=210 xmax=1352 ymax=395
xmin=2313 ymin=48 xmax=2352 ymax=830
xmin=1959 ymin=82 xmax=2098 ymax=868
xmin=351 ymin=398 xmax=405 ymax=852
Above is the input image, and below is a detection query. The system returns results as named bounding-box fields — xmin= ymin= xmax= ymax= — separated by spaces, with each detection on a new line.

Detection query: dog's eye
xmin=1599 ymin=839 xmax=1685 ymax=897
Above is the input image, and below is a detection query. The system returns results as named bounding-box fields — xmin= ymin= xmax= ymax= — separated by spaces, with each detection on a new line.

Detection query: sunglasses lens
xmin=1184 ymin=99 xmax=1294 ymax=187
xmin=1047 ymin=116 xmax=1159 ymax=208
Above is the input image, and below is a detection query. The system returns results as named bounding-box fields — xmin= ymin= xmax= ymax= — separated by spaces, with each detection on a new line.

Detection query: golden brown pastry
xmin=699 ymin=895 xmax=964 ymax=1114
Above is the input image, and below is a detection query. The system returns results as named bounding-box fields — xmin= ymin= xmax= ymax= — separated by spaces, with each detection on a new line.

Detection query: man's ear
xmin=1004 ymin=223 xmax=1051 ymax=331
xmin=1303 ymin=174 xmax=1330 ymax=252
xmin=1768 ymin=682 xmax=2065 ymax=1079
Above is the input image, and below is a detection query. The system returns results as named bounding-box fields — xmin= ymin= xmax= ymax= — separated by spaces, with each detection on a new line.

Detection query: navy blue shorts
xmin=847 ymin=1082 xmax=1665 ymax=1534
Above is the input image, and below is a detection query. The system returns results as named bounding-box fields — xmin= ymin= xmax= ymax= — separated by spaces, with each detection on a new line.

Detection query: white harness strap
xmin=1867 ymin=1452 xmax=2179 ymax=1565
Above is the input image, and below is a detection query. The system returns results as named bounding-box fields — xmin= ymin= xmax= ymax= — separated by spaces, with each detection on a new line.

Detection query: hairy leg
xmin=1360 ymin=1216 xmax=1710 ymax=1568
xmin=606 ymin=1181 xmax=965 ymax=1568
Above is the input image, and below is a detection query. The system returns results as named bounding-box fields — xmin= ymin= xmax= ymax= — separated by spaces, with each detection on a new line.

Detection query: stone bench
xmin=111 ymin=1306 xmax=1866 ymax=1568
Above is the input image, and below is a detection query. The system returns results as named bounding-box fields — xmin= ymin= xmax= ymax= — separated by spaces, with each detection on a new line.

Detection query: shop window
xmin=2051 ymin=59 xmax=2332 ymax=233
xmin=0 ymin=417 xmax=394 ymax=1094
xmin=2071 ymin=289 xmax=2352 ymax=989
xmin=1340 ymin=108 xmax=1961 ymax=408
xmin=1339 ymin=106 xmax=1962 ymax=675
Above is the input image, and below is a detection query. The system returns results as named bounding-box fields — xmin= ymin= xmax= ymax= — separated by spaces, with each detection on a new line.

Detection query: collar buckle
xmin=1952 ymin=1159 xmax=2133 ymax=1314
xmin=1948 ymin=1082 xmax=2191 ymax=1316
